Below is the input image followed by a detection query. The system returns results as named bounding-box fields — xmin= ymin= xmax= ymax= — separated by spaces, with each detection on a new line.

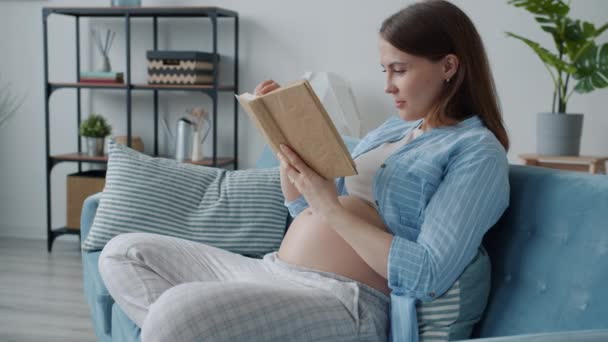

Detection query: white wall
xmin=1 ymin=0 xmax=607 ymax=240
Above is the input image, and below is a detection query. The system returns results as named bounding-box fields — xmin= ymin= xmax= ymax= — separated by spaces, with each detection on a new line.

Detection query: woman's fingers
xmin=277 ymin=150 xmax=298 ymax=182
xmin=279 ymin=144 xmax=312 ymax=178
xmin=254 ymin=80 xmax=276 ymax=95
xmin=259 ymin=82 xmax=279 ymax=95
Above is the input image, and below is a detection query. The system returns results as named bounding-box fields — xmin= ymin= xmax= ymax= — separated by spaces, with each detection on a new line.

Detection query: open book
xmin=236 ymin=79 xmax=357 ymax=179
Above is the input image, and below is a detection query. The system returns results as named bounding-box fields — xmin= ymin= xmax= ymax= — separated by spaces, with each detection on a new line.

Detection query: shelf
xmin=47 ymin=227 xmax=81 ymax=252
xmin=51 ymin=227 xmax=80 ymax=234
xmin=43 ymin=5 xmax=239 ymax=252
xmin=49 ymin=82 xmax=235 ymax=92
xmin=50 ymin=82 xmax=127 ymax=90
xmin=50 ymin=153 xmax=236 ymax=167
xmin=133 ymin=84 xmax=235 ymax=92
xmin=51 ymin=153 xmax=109 ymax=164
xmin=43 ymin=6 xmax=238 ymax=18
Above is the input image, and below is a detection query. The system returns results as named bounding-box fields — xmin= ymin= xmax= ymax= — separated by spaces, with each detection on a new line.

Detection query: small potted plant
xmin=506 ymin=0 xmax=608 ymax=156
xmin=80 ymin=114 xmax=112 ymax=156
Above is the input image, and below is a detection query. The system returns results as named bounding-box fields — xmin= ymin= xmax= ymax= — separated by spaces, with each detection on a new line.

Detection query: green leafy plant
xmin=506 ymin=0 xmax=608 ymax=113
xmin=80 ymin=114 xmax=112 ymax=137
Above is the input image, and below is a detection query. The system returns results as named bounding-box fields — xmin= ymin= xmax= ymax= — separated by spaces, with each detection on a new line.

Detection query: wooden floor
xmin=0 ymin=237 xmax=96 ymax=342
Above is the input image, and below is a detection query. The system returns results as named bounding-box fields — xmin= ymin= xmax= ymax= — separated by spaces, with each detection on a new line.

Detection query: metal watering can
xmin=161 ymin=116 xmax=193 ymax=162
xmin=161 ymin=115 xmax=211 ymax=162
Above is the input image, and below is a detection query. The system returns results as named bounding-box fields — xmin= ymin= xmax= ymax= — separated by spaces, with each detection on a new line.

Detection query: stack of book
xmin=79 ymin=71 xmax=124 ymax=84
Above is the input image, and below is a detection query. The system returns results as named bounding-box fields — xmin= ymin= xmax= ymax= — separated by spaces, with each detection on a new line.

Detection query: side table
xmin=519 ymin=154 xmax=608 ymax=175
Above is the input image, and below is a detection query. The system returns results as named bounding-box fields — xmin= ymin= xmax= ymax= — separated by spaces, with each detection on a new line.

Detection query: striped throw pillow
xmin=417 ymin=246 xmax=491 ymax=341
xmin=82 ymin=141 xmax=288 ymax=257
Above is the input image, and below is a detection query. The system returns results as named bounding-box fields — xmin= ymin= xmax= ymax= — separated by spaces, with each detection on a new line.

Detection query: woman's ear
xmin=442 ymin=54 xmax=459 ymax=81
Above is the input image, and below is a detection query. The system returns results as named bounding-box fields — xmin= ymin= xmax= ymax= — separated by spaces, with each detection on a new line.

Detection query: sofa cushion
xmin=83 ymin=251 xmax=114 ymax=338
xmin=470 ymin=329 xmax=608 ymax=342
xmin=416 ymin=246 xmax=491 ymax=341
xmin=476 ymin=165 xmax=608 ymax=337
xmin=112 ymin=303 xmax=141 ymax=342
xmin=82 ymin=141 xmax=288 ymax=258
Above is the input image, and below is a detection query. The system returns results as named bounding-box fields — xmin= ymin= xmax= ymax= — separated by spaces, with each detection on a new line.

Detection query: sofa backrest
xmin=256 ymin=139 xmax=608 ymax=337
xmin=475 ymin=165 xmax=608 ymax=337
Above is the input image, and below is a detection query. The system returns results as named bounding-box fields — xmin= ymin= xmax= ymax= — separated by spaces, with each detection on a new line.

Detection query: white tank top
xmin=344 ymin=124 xmax=424 ymax=209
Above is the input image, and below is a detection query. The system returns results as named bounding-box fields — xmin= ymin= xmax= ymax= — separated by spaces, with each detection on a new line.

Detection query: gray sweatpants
xmin=98 ymin=232 xmax=390 ymax=342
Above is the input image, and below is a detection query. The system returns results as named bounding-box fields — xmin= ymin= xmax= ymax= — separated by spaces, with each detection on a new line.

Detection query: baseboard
xmin=0 ymin=223 xmax=80 ymax=242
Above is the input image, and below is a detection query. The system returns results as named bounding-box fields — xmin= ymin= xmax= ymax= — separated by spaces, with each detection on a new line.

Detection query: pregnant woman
xmin=99 ymin=1 xmax=509 ymax=341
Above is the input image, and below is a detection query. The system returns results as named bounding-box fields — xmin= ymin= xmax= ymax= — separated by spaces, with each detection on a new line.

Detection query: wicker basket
xmin=147 ymin=50 xmax=219 ymax=85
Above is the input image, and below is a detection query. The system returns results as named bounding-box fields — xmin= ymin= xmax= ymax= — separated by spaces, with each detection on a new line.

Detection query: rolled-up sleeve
xmin=284 ymin=177 xmax=348 ymax=218
xmin=284 ymin=195 xmax=309 ymax=218
xmin=387 ymin=146 xmax=510 ymax=301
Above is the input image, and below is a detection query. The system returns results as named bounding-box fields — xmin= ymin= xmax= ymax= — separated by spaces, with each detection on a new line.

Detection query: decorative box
xmin=146 ymin=50 xmax=219 ymax=85
xmin=66 ymin=170 xmax=106 ymax=230
xmin=114 ymin=135 xmax=144 ymax=152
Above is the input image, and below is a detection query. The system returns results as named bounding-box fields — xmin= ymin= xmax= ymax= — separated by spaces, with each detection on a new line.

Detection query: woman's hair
xmin=380 ymin=0 xmax=509 ymax=151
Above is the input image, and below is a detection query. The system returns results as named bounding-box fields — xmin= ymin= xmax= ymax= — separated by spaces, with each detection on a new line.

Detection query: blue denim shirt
xmin=285 ymin=115 xmax=510 ymax=341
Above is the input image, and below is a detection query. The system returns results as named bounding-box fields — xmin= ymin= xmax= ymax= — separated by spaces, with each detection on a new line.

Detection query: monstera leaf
xmin=573 ymin=43 xmax=608 ymax=93
xmin=565 ymin=19 xmax=608 ymax=63
xmin=508 ymin=0 xmax=569 ymax=17
xmin=505 ymin=32 xmax=575 ymax=74
xmin=506 ymin=0 xmax=608 ymax=113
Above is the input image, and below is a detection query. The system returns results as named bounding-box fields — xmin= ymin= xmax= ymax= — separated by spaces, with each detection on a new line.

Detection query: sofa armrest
xmin=80 ymin=192 xmax=103 ymax=242
xmin=458 ymin=329 xmax=608 ymax=342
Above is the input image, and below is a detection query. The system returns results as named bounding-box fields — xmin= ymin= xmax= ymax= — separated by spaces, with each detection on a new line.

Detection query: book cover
xmin=80 ymin=71 xmax=124 ymax=79
xmin=236 ymin=80 xmax=357 ymax=179
xmin=80 ymin=78 xmax=124 ymax=84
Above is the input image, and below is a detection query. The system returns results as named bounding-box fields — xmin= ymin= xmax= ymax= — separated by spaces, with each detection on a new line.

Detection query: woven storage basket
xmin=147 ymin=50 xmax=219 ymax=85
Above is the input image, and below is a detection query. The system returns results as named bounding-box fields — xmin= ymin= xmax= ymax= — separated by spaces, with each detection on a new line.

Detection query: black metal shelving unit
xmin=42 ymin=6 xmax=239 ymax=252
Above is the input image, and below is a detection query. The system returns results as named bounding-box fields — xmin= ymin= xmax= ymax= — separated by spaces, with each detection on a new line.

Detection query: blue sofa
xmin=81 ymin=143 xmax=608 ymax=341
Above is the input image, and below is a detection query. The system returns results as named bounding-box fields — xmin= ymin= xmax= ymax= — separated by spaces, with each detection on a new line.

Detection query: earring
xmin=445 ymin=78 xmax=451 ymax=83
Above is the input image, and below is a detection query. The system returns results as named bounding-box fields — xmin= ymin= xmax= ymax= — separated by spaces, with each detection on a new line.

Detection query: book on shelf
xmin=79 ymin=79 xmax=125 ymax=84
xmin=236 ymin=79 xmax=357 ymax=179
xmin=79 ymin=71 xmax=124 ymax=83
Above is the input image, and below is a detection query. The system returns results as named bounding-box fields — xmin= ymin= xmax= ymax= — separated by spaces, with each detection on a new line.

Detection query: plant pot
xmin=111 ymin=0 xmax=141 ymax=6
xmin=536 ymin=113 xmax=584 ymax=156
xmin=85 ymin=137 xmax=106 ymax=157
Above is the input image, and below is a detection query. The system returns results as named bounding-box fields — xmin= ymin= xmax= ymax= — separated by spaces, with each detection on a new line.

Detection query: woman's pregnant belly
xmin=277 ymin=195 xmax=392 ymax=296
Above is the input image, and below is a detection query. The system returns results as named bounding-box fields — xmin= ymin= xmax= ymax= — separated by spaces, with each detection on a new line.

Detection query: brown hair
xmin=380 ymin=0 xmax=509 ymax=151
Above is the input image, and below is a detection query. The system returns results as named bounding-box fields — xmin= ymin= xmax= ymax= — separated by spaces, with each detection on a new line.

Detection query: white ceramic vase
xmin=191 ymin=130 xmax=202 ymax=162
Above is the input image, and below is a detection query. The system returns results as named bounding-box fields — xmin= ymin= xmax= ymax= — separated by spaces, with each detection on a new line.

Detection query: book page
xmin=260 ymin=81 xmax=357 ymax=178
xmin=237 ymin=80 xmax=357 ymax=178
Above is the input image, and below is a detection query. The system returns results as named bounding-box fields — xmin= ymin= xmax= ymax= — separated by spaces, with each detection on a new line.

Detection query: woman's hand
xmin=254 ymin=79 xmax=280 ymax=96
xmin=279 ymin=148 xmax=302 ymax=202
xmin=277 ymin=144 xmax=342 ymax=221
